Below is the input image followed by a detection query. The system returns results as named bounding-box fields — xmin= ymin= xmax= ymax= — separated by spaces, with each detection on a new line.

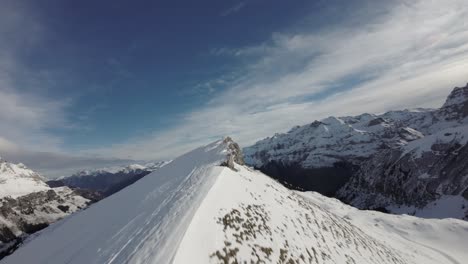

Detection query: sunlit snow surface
xmin=174 ymin=165 xmax=468 ymax=264
xmin=4 ymin=140 xmax=468 ymax=264
xmin=3 ymin=139 xmax=228 ymax=264
xmin=0 ymin=160 xmax=49 ymax=198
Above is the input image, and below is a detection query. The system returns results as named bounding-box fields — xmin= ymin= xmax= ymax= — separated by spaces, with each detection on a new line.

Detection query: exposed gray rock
xmin=220 ymin=137 xmax=245 ymax=170
xmin=368 ymin=117 xmax=388 ymax=126
xmin=438 ymin=83 xmax=468 ymax=120
xmin=0 ymin=187 xmax=89 ymax=259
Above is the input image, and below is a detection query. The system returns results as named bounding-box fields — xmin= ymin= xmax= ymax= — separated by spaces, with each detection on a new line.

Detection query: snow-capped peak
xmin=0 ymin=159 xmax=49 ymax=198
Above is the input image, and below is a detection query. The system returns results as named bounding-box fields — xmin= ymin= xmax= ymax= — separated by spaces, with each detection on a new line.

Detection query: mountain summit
xmin=0 ymin=159 xmax=50 ymax=198
xmin=4 ymin=138 xmax=468 ymax=264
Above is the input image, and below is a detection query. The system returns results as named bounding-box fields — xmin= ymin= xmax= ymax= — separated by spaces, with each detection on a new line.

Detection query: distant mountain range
xmin=47 ymin=161 xmax=170 ymax=199
xmin=244 ymin=83 xmax=468 ymax=220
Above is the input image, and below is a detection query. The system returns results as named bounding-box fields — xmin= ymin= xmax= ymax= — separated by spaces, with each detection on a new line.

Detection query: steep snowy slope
xmin=5 ymin=138 xmax=468 ymax=264
xmin=2 ymin=138 xmax=242 ymax=264
xmin=0 ymin=159 xmax=49 ymax=198
xmin=174 ymin=164 xmax=468 ymax=264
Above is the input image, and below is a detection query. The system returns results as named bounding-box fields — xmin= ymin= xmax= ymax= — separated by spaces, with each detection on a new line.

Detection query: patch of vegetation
xmin=211 ymin=204 xmax=273 ymax=263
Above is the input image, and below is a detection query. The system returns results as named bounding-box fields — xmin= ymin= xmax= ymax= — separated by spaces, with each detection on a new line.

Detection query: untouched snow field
xmin=174 ymin=165 xmax=468 ymax=264
xmin=4 ymin=139 xmax=468 ymax=264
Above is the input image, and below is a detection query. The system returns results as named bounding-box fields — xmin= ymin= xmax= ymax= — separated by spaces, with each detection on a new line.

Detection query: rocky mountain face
xmin=244 ymin=83 xmax=468 ymax=220
xmin=0 ymin=159 xmax=90 ymax=259
xmin=47 ymin=161 xmax=169 ymax=199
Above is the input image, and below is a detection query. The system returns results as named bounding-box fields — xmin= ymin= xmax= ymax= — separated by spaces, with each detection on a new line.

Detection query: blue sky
xmin=7 ymin=0 xmax=322 ymax=149
xmin=1 ymin=0 xmax=468 ymax=177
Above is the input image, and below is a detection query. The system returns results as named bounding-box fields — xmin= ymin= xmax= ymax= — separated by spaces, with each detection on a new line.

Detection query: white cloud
xmin=86 ymin=0 xmax=468 ymax=161
xmin=0 ymin=1 xmax=134 ymax=177
xmin=220 ymin=2 xmax=246 ymax=17
xmin=0 ymin=1 xmax=70 ymax=152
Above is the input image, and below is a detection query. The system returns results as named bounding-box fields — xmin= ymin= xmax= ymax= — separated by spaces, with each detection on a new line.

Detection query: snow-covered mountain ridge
xmin=56 ymin=161 xmax=170 ymax=180
xmin=244 ymin=83 xmax=468 ymax=219
xmin=4 ymin=138 xmax=468 ymax=264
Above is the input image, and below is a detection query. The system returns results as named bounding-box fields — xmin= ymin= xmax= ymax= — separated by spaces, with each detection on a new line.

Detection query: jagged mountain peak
xmin=438 ymin=83 xmax=468 ymax=120
xmin=442 ymin=83 xmax=468 ymax=108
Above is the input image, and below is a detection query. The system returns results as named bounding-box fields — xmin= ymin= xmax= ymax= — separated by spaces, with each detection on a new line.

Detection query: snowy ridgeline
xmin=4 ymin=138 xmax=468 ymax=264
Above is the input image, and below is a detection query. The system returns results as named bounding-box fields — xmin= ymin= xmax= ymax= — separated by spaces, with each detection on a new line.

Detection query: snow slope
xmin=0 ymin=159 xmax=49 ymax=198
xmin=174 ymin=164 xmax=468 ymax=264
xmin=2 ymin=138 xmax=235 ymax=264
xmin=4 ymin=138 xmax=468 ymax=264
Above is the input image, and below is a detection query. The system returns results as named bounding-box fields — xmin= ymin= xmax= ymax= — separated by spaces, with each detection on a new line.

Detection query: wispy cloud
xmin=220 ymin=2 xmax=247 ymax=17
xmin=87 ymin=0 xmax=468 ymax=160
xmin=0 ymin=1 xmax=132 ymax=177
xmin=0 ymin=1 xmax=69 ymax=152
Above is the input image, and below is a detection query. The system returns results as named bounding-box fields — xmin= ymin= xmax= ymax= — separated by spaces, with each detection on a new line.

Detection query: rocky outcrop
xmin=0 ymin=187 xmax=89 ymax=258
xmin=221 ymin=137 xmax=245 ymax=170
xmin=0 ymin=159 xmax=93 ymax=259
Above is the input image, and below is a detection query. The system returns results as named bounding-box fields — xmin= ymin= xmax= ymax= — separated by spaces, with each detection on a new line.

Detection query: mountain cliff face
xmin=0 ymin=159 xmax=89 ymax=258
xmin=4 ymin=138 xmax=468 ymax=264
xmin=244 ymin=83 xmax=468 ymax=219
